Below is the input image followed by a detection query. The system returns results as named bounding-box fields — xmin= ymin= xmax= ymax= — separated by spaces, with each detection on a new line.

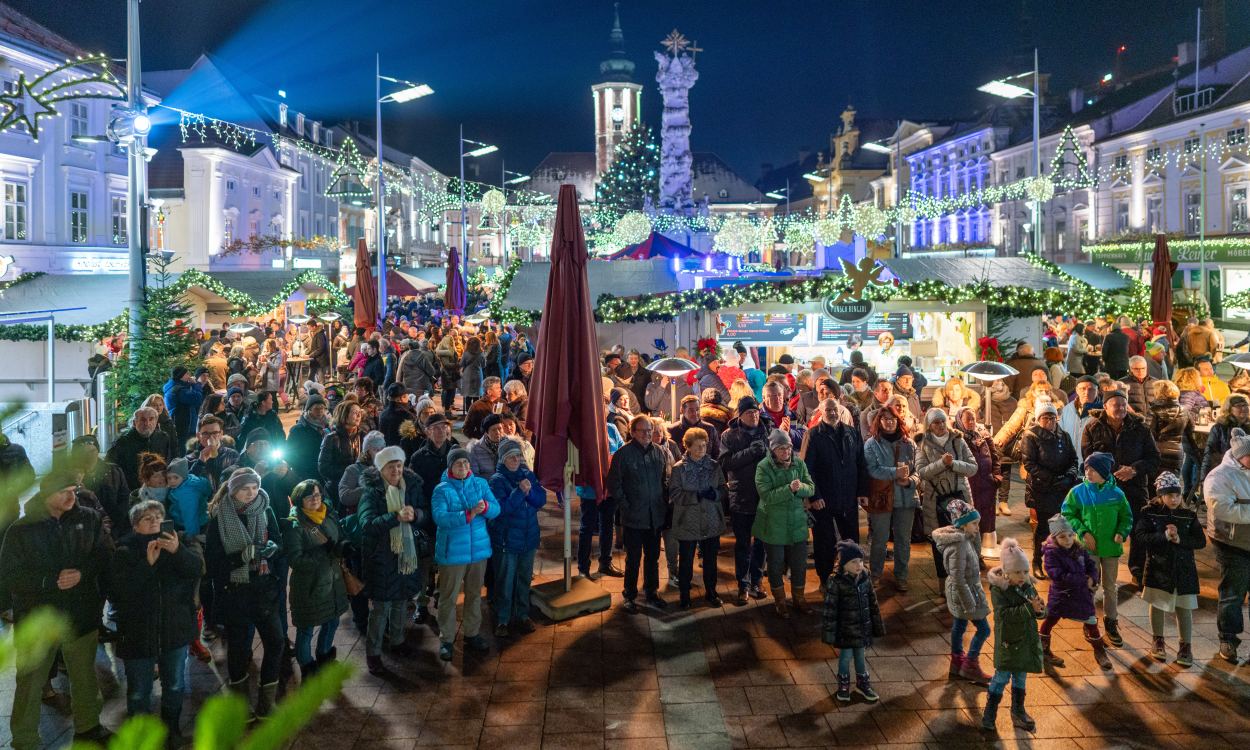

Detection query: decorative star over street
xmin=0 ymin=54 xmax=125 ymax=140
xmin=0 ymin=73 xmax=59 ymax=139
xmin=661 ymin=29 xmax=690 ymax=56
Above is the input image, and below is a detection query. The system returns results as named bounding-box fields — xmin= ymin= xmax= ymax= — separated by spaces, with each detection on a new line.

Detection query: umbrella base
xmin=530 ymin=575 xmax=611 ymax=622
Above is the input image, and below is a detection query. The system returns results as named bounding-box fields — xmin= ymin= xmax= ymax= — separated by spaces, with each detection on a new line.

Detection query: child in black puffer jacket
xmin=822 ymin=540 xmax=885 ymax=704
xmin=1134 ymin=471 xmax=1205 ymax=667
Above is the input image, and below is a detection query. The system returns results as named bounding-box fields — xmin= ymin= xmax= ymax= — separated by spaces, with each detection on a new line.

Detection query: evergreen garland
xmin=594 ymin=124 xmax=659 ymax=220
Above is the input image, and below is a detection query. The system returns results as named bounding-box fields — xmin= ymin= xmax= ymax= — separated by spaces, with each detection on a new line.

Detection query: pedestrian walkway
xmin=6 ymin=479 xmax=1250 ymax=749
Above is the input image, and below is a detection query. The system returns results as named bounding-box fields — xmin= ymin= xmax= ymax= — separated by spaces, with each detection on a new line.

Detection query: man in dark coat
xmin=1100 ymin=326 xmax=1131 ymax=379
xmin=695 ymin=357 xmax=730 ymax=401
xmin=162 ymin=366 xmax=205 ymax=448
xmin=1004 ymin=343 xmax=1046 ymax=395
xmin=505 ymin=353 xmax=534 ymax=391
xmin=1081 ymin=389 xmax=1160 ymax=584
xmin=606 ymin=414 xmax=670 ymax=614
xmin=287 ymin=395 xmax=330 ymax=484
xmin=1118 ymin=356 xmax=1157 ymax=418
xmin=668 ymin=395 xmax=722 ymax=459
xmin=307 ymin=321 xmax=330 ymax=382
xmin=397 ymin=340 xmax=439 ymax=397
xmin=378 ymin=383 xmax=416 ymax=447
xmin=107 ymin=406 xmax=176 ymax=490
xmin=71 ymin=435 xmax=131 ymax=540
xmin=718 ymin=396 xmax=774 ymax=605
xmin=800 ymin=400 xmax=869 ymax=583
xmin=0 ymin=472 xmax=112 ymax=748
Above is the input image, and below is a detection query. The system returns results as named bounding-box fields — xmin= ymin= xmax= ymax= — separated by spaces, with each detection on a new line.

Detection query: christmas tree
xmin=325 ymin=136 xmax=372 ymax=204
xmin=1049 ymin=125 xmax=1093 ymax=189
xmin=595 ymin=124 xmax=660 ymax=220
xmin=108 ymin=252 xmax=197 ymax=422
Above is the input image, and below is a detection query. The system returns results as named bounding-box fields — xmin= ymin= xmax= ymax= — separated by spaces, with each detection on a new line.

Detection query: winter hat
xmin=736 ymin=395 xmax=759 ymax=414
xmin=1084 ymin=451 xmax=1115 ymax=481
xmin=1035 ymin=401 xmax=1058 ymax=418
xmin=1230 ymin=428 xmax=1250 ymax=461
xmin=171 ymin=365 xmax=188 ymax=382
xmin=1154 ymin=470 xmax=1182 ymax=496
xmin=1047 ymin=513 xmax=1074 ymax=537
xmin=304 ymin=380 xmax=326 ymax=396
xmin=424 ymin=412 xmax=450 ymax=429
xmin=999 ymin=538 xmax=1030 ymax=575
xmin=373 ymin=445 xmax=405 ymax=470
xmin=447 ymin=447 xmax=471 ymax=469
xmin=946 ymin=497 xmax=980 ymax=528
xmin=778 ymin=354 xmax=795 ymax=366
xmin=498 ymin=438 xmax=524 ymax=463
xmin=228 ymin=373 xmax=248 ymax=387
xmin=362 ymin=430 xmax=386 ymax=455
xmin=924 ymin=407 xmax=947 ymax=427
xmin=836 ymin=539 xmax=865 ymax=569
xmin=193 ymin=367 xmax=209 ymax=378
xmin=386 ymin=382 xmax=408 ymax=400
xmin=167 ymin=457 xmax=189 ymax=481
xmin=767 ymin=428 xmax=792 ymax=451
xmin=246 ymin=428 xmax=270 ymax=446
xmin=39 ymin=470 xmax=78 ymax=497
xmin=227 ymin=386 xmax=244 ymax=400
xmin=227 ymin=468 xmax=261 ymax=496
xmin=481 ymin=413 xmax=503 ymax=434
xmin=71 ymin=434 xmax=100 ymax=450
xmin=517 ymin=353 xmax=533 ymax=365
xmin=894 ymin=365 xmax=914 ymax=380
xmin=1103 ymin=388 xmax=1128 ymax=404
xmin=414 ymin=395 xmax=436 ymax=414
xmin=305 ymin=394 xmax=327 ymax=410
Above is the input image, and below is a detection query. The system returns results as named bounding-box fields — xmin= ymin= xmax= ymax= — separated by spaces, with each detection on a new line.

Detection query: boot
xmin=998 ymin=500 xmax=1012 ymax=516
xmin=959 ymin=653 xmax=991 ymax=686
xmin=1041 ymin=634 xmax=1065 ymax=669
xmin=1103 ymin=617 xmax=1123 ymax=647
xmin=1090 ymin=637 xmax=1113 ymax=670
xmin=948 ymin=653 xmax=963 ymax=678
xmin=1030 ymin=552 xmax=1047 ymax=580
xmin=1176 ymin=642 xmax=1194 ymax=668
xmin=255 ymin=681 xmax=279 ymax=719
xmin=791 ymin=587 xmax=812 ymax=615
xmin=160 ymin=691 xmax=185 ymax=749
xmin=772 ymin=586 xmax=790 ymax=619
xmin=1010 ymin=688 xmax=1035 ymax=732
xmin=227 ymin=677 xmax=253 ymax=720
xmin=835 ymin=673 xmax=851 ymax=702
xmin=1149 ymin=635 xmax=1167 ymax=661
xmin=299 ymin=661 xmax=317 ymax=683
xmin=853 ymin=673 xmax=879 ymax=703
xmin=980 ymin=691 xmax=1002 ymax=731
xmin=981 ymin=532 xmax=999 ymax=559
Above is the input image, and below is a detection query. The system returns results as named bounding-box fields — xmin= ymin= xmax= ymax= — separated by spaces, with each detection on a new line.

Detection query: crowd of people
xmin=3 ymin=306 xmax=1250 ymax=746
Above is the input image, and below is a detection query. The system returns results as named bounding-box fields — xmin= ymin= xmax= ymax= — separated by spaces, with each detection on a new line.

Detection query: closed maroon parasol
xmin=526 ymin=185 xmax=611 ymax=612
xmin=444 ymin=245 xmax=467 ymax=314
xmin=1150 ymin=233 xmax=1178 ymax=328
xmin=352 ymin=237 xmax=378 ymax=332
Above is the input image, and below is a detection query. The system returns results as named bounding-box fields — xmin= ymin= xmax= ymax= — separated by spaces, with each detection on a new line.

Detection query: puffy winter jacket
xmin=668 ymin=455 xmax=727 ymax=541
xmin=606 ymin=439 xmax=670 ymax=529
xmin=318 ymin=427 xmax=360 ymax=503
xmin=719 ymin=416 xmax=774 ymax=515
xmin=820 ymin=569 xmax=884 ymax=649
xmin=1020 ymin=424 xmax=1078 ymax=512
xmin=988 ymin=568 xmax=1044 ymax=673
xmin=800 ymin=421 xmax=868 ymax=515
xmin=357 ymin=468 xmax=427 ymax=600
xmin=668 ymin=417 xmax=722 ymax=460
xmin=1202 ymin=450 xmax=1250 ymax=552
xmin=1201 ymin=416 xmax=1250 ymax=480
xmin=1118 ymin=374 xmax=1157 ymax=417
xmin=488 ymin=461 xmax=546 ymax=553
xmin=1147 ymin=399 xmax=1194 ymax=474
xmin=431 ymin=470 xmax=499 ymax=566
xmin=932 ymin=525 xmax=989 ymax=620
xmin=82 ymin=458 xmax=132 ymax=539
xmin=915 ymin=430 xmax=978 ymax=534
xmin=282 ymin=507 xmax=349 ymax=627
xmin=109 ymin=530 xmax=201 ymax=659
xmin=469 ymin=437 xmax=501 ymax=479
xmin=752 ymin=454 xmax=815 ymax=546
xmin=163 ymin=378 xmax=205 ymax=447
xmin=1041 ymin=537 xmax=1098 ymax=621
xmin=1081 ymin=410 xmax=1159 ymax=509
xmin=1061 ymin=478 xmax=1133 ymax=557
xmin=1134 ymin=501 xmax=1205 ymax=595
xmin=287 ymin=415 xmax=329 ymax=482
xmin=397 ymin=347 xmax=439 ymax=395
xmin=864 ymin=434 xmax=918 ymax=511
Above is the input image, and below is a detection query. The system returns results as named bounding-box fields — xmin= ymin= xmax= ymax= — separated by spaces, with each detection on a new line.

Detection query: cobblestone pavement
xmin=5 ymin=473 xmax=1250 ymax=749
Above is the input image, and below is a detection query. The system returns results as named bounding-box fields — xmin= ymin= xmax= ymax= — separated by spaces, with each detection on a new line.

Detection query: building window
xmin=4 ymin=181 xmax=27 ymax=240
xmin=110 ymin=195 xmax=126 ymax=245
xmin=1015 ymin=166 xmax=1025 ymax=180
xmin=1228 ymin=128 xmax=1247 ymax=146
xmin=2 ymin=79 xmax=27 ymax=134
xmin=1183 ymin=137 xmax=1201 ymax=155
xmin=252 ymin=185 xmax=261 ymax=198
xmin=300 ymin=214 xmax=309 ymax=238
xmin=278 ymin=103 xmax=287 ymax=127
xmin=1147 ymin=194 xmax=1164 ymax=231
xmin=324 ymin=130 xmax=333 ymax=148
xmin=69 ymin=102 xmax=89 ymax=140
xmin=1146 ymin=146 xmax=1162 ymax=162
xmin=70 ymin=191 xmax=89 ymax=243
xmin=1184 ymin=192 xmax=1202 ymax=235
xmin=226 ymin=178 xmax=236 ymax=193
xmin=1113 ymin=154 xmax=1129 ymax=170
xmin=299 ymin=165 xmax=308 ymax=192
xmin=481 ymin=239 xmax=493 ymax=257
xmin=248 ymin=217 xmax=259 ymax=238
xmin=1055 ymin=220 xmax=1066 ymax=251
xmin=1232 ymin=187 xmax=1249 ymax=233
xmin=315 ymin=217 xmax=323 ymax=236
xmin=296 ymin=113 xmax=305 ymax=137
xmin=1115 ymin=200 xmax=1130 ymax=233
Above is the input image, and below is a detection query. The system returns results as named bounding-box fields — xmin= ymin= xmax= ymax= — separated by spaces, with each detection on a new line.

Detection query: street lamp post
xmin=375 ymin=56 xmax=432 ymax=315
xmin=765 ymin=179 xmax=791 ymax=217
xmin=459 ymin=127 xmax=498 ymax=273
xmin=979 ymin=49 xmax=1043 ymax=258
xmin=122 ymin=0 xmax=151 ymax=363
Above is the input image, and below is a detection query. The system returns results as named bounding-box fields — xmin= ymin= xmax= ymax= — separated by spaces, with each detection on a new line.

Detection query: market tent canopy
xmin=879 ymin=256 xmax=1071 ymax=292
xmin=395 ymin=266 xmax=447 ymax=287
xmin=502 ymin=257 xmax=680 ymax=312
xmin=347 ymin=269 xmax=435 ymax=298
xmin=0 ymin=274 xmax=128 ymax=325
xmin=1056 ymin=262 xmax=1133 ymax=292
xmin=605 ymin=232 xmax=706 ymax=260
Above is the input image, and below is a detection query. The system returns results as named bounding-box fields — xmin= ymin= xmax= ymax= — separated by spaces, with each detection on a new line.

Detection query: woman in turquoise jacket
xmin=431 ymin=447 xmax=500 ymax=661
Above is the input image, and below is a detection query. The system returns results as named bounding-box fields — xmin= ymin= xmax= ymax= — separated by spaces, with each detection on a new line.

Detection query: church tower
xmin=592 ymin=3 xmax=643 ymax=178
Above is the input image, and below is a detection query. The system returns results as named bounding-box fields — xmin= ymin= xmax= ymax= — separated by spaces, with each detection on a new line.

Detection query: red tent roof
xmin=605 ymin=231 xmax=705 ymax=260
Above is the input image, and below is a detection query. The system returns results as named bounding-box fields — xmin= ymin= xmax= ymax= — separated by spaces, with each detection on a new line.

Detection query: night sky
xmin=13 ymin=1 xmax=1249 ymax=183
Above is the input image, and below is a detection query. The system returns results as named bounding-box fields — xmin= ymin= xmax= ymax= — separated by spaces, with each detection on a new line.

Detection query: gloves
xmin=258 ymin=540 xmax=280 ymax=560
xmin=698 ymin=487 xmax=717 ymax=502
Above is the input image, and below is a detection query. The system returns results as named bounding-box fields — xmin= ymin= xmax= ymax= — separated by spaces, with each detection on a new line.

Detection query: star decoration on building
xmin=0 ymin=54 xmax=124 ymax=140
xmin=834 ymin=257 xmax=886 ymax=303
xmin=661 ymin=29 xmax=690 ymax=57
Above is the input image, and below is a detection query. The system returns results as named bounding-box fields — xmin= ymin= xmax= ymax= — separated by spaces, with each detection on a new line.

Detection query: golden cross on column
xmin=688 ymin=40 xmax=704 ymax=62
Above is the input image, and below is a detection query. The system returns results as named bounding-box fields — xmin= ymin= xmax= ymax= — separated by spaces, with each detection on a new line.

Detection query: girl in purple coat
xmin=1038 ymin=513 xmax=1112 ymax=670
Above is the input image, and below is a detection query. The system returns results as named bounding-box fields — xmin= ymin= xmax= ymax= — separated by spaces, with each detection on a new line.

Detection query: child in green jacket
xmin=1060 ymin=451 xmax=1133 ymax=646
xmin=981 ymin=538 xmax=1045 ymax=732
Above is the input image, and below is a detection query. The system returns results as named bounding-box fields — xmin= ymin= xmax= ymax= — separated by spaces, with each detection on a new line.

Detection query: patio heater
xmin=647 ymin=356 xmax=701 ymax=420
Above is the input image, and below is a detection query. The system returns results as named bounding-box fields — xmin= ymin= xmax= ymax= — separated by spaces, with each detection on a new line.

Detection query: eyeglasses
xmin=137 ymin=514 xmax=163 ymax=524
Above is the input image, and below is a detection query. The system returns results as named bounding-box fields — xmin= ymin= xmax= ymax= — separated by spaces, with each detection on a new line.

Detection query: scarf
xmin=297 ymin=505 xmax=329 ymax=546
xmin=679 ymin=454 xmax=718 ymax=494
xmin=1076 ymin=398 xmax=1102 ymax=419
xmin=881 ymin=426 xmax=903 ymax=442
xmin=213 ymin=493 xmax=270 ymax=584
xmin=930 ymin=431 xmax=951 ymax=449
xmin=386 ymin=480 xmax=418 ymax=575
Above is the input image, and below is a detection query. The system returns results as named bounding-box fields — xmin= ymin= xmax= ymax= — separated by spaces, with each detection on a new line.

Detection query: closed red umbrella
xmin=444 ymin=245 xmax=467 ymax=314
xmin=1150 ymin=233 xmax=1177 ymax=327
xmin=527 ymin=185 xmax=610 ymax=590
xmin=352 ymin=238 xmax=378 ymax=332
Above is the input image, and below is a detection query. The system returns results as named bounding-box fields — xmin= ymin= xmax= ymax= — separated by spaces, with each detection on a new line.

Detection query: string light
xmin=0 ymin=53 xmax=125 ymax=139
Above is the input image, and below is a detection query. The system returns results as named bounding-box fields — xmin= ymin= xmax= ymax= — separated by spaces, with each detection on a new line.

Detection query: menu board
xmin=718 ymin=313 xmax=806 ymax=343
xmin=816 ymin=312 xmax=913 ymax=342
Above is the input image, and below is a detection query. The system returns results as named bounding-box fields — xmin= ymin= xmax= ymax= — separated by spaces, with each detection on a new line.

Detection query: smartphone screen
xmin=160 ymin=520 xmax=176 ymax=536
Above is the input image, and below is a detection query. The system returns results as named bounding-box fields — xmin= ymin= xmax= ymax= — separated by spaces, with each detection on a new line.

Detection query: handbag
xmin=340 ymin=561 xmax=365 ymax=597
xmin=864 ymin=441 xmax=902 ymax=514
